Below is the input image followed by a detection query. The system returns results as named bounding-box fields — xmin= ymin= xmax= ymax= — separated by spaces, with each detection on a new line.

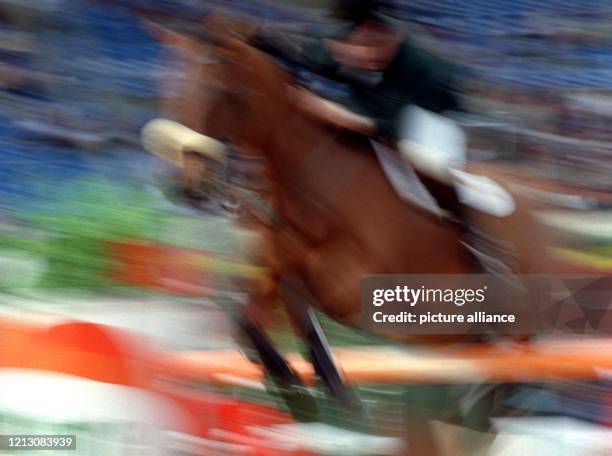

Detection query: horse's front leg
xmin=235 ymin=290 xmax=322 ymax=422
xmin=281 ymin=276 xmax=361 ymax=409
xmin=231 ymin=223 xmax=320 ymax=421
xmin=235 ymin=305 xmax=301 ymax=387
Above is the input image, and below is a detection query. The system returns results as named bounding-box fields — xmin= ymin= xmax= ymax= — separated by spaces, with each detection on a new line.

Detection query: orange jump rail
xmin=1 ymin=314 xmax=612 ymax=386
xmin=160 ymin=338 xmax=612 ymax=386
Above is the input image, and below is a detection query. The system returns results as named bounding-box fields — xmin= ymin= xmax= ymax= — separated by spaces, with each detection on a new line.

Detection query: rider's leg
xmin=397 ymin=105 xmax=467 ymax=219
xmin=413 ymin=171 xmax=464 ymax=220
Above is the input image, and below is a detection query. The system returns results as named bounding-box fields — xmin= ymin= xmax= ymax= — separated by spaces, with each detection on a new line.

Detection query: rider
xmin=253 ymin=0 xmax=466 ymax=215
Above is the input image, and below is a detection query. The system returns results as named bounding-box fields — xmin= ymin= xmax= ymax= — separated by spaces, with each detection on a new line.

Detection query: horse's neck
xmin=263 ymin=112 xmax=354 ymax=237
xmin=267 ymin=107 xmax=366 ymax=194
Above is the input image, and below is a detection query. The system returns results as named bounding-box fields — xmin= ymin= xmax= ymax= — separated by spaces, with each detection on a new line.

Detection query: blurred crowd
xmin=1 ymin=0 xmax=612 ymax=196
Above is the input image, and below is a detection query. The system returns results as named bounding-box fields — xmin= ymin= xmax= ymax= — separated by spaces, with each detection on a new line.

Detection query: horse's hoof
xmin=276 ymin=384 xmax=320 ymax=423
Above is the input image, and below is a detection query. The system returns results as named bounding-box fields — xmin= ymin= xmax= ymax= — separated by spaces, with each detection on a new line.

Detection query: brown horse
xmin=142 ymin=12 xmax=577 ymax=405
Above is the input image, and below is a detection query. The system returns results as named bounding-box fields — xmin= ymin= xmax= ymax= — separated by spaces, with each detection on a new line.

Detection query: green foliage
xmin=0 ymin=179 xmax=167 ymax=290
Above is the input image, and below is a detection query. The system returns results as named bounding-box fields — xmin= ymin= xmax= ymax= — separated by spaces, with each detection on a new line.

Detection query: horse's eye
xmin=194 ymin=54 xmax=224 ymax=65
xmin=194 ymin=51 xmax=235 ymax=65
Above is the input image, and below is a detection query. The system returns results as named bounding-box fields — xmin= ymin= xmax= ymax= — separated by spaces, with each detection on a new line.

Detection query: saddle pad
xmin=371 ymin=139 xmax=443 ymax=216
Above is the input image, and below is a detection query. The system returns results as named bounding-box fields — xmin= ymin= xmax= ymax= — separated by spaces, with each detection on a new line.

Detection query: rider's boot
xmin=415 ymin=172 xmax=465 ymax=222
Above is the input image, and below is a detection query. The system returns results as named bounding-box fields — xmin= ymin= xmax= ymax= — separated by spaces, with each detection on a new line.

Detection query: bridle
xmin=221 ymin=146 xmax=280 ymax=227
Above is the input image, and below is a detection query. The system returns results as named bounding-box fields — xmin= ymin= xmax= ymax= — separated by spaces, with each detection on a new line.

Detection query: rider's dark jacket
xmin=254 ymin=29 xmax=462 ymax=140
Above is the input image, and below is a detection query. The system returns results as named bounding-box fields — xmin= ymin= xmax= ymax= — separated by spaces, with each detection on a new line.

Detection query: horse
xmin=140 ymin=11 xmax=607 ymax=447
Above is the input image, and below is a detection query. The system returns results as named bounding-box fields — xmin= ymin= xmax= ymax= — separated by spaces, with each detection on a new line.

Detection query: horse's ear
xmin=141 ymin=18 xmax=202 ymax=53
xmin=141 ymin=17 xmax=232 ymax=63
xmin=202 ymin=11 xmax=260 ymax=42
xmin=141 ymin=19 xmax=175 ymax=44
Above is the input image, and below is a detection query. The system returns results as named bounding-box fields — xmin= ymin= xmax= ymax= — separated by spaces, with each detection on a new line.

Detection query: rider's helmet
xmin=331 ymin=0 xmax=381 ymax=27
xmin=328 ymin=0 xmax=401 ymax=71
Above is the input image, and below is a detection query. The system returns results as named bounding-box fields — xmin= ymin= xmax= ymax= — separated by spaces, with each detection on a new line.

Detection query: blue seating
xmin=1 ymin=0 xmax=612 ymax=207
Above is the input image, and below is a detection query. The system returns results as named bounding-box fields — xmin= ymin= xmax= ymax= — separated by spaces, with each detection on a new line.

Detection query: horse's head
xmin=141 ymin=12 xmax=288 ymax=212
